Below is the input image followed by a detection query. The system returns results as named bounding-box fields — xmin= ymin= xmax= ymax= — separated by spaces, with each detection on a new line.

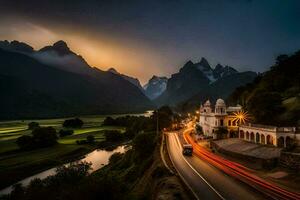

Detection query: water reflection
xmin=0 ymin=145 xmax=128 ymax=195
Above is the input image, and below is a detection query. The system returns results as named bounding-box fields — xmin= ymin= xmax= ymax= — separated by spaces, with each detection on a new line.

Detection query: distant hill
xmin=0 ymin=41 xmax=153 ymax=119
xmin=227 ymin=51 xmax=300 ymax=126
xmin=154 ymin=57 xmax=257 ymax=108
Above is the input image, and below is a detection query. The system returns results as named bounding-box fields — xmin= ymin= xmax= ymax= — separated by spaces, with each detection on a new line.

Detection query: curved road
xmin=166 ymin=132 xmax=266 ymax=200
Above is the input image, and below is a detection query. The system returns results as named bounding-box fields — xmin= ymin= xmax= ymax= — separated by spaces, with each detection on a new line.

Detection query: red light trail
xmin=183 ymin=130 xmax=300 ymax=200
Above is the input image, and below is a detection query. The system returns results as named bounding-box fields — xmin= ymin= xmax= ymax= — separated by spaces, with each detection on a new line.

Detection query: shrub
xmin=109 ymin=152 xmax=123 ymax=165
xmin=28 ymin=122 xmax=40 ymax=130
xmin=16 ymin=127 xmax=58 ymax=150
xmin=133 ymin=132 xmax=157 ymax=159
xmin=59 ymin=129 xmax=74 ymax=137
xmin=215 ymin=127 xmax=228 ymax=139
xmin=104 ymin=130 xmax=123 ymax=142
xmin=102 ymin=116 xmax=116 ymax=126
xmin=32 ymin=127 xmax=58 ymax=147
xmin=16 ymin=135 xmax=33 ymax=150
xmin=151 ymin=166 xmax=170 ymax=178
xmin=196 ymin=124 xmax=203 ymax=134
xmin=63 ymin=118 xmax=83 ymax=128
xmin=52 ymin=161 xmax=92 ymax=184
xmin=86 ymin=135 xmax=95 ymax=143
xmin=76 ymin=140 xmax=87 ymax=145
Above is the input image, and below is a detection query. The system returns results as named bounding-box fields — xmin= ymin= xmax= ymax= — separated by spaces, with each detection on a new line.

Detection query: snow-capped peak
xmin=143 ymin=76 xmax=168 ymax=100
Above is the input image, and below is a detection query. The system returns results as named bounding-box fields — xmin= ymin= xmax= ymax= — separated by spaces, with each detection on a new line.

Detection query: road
xmin=166 ymin=132 xmax=267 ymax=200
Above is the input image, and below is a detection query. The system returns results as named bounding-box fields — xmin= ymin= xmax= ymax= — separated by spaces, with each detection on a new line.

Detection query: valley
xmin=0 ymin=113 xmax=148 ymax=190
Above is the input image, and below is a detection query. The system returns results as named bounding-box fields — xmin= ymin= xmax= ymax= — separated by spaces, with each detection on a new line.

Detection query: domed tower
xmin=215 ymin=98 xmax=226 ymax=114
xmin=203 ymin=100 xmax=212 ymax=113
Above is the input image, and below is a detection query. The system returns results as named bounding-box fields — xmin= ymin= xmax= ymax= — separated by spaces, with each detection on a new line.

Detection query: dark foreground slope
xmin=228 ymin=51 xmax=300 ymax=126
xmin=0 ymin=48 xmax=153 ymax=119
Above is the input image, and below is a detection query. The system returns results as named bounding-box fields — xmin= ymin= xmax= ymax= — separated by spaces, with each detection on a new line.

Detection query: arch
xmin=256 ymin=132 xmax=260 ymax=143
xmin=239 ymin=130 xmax=244 ymax=139
xmin=233 ymin=120 xmax=236 ymax=126
xmin=229 ymin=130 xmax=237 ymax=138
xmin=286 ymin=136 xmax=294 ymax=149
xmin=250 ymin=132 xmax=255 ymax=142
xmin=246 ymin=131 xmax=250 ymax=140
xmin=261 ymin=134 xmax=265 ymax=144
xmin=266 ymin=135 xmax=273 ymax=145
xmin=277 ymin=137 xmax=284 ymax=148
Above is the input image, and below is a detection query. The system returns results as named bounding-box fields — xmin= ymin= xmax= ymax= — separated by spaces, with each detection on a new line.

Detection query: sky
xmin=0 ymin=0 xmax=300 ymax=84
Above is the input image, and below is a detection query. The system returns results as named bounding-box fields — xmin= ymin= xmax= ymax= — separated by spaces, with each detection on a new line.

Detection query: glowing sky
xmin=0 ymin=0 xmax=300 ymax=84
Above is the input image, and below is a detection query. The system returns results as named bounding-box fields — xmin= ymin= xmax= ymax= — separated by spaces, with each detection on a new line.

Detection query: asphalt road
xmin=165 ymin=132 xmax=266 ymax=200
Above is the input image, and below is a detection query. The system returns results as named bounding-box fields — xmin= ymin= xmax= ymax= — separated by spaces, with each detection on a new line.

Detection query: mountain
xmin=33 ymin=40 xmax=92 ymax=75
xmin=143 ymin=76 xmax=168 ymax=100
xmin=227 ymin=51 xmax=300 ymax=126
xmin=155 ymin=57 xmax=256 ymax=106
xmin=0 ymin=40 xmax=34 ymax=53
xmin=107 ymin=68 xmax=143 ymax=91
xmin=0 ymin=41 xmax=153 ymax=119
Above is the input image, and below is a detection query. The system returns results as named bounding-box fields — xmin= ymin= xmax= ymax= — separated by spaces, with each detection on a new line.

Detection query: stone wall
xmin=279 ymin=151 xmax=300 ymax=171
xmin=210 ymin=140 xmax=278 ymax=169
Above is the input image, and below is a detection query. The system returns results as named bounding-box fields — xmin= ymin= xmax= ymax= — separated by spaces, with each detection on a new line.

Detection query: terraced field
xmin=0 ymin=113 xmax=142 ymax=189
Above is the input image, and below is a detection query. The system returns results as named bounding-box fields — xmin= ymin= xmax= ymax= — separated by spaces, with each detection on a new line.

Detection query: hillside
xmin=227 ymin=51 xmax=300 ymax=126
xmin=0 ymin=43 xmax=153 ymax=119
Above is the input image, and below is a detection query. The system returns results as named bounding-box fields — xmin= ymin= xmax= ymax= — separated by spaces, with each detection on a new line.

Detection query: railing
xmin=240 ymin=123 xmax=277 ymax=130
xmin=240 ymin=123 xmax=296 ymax=133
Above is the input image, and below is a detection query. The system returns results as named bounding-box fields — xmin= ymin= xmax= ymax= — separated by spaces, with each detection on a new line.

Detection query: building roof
xmin=204 ymin=100 xmax=211 ymax=106
xmin=216 ymin=98 xmax=226 ymax=107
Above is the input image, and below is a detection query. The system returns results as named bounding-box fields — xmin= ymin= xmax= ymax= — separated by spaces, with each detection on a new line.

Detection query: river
xmin=0 ymin=145 xmax=128 ymax=195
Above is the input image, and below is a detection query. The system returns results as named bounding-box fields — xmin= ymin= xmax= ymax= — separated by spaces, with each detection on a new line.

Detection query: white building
xmin=199 ymin=99 xmax=242 ymax=139
xmin=239 ymin=124 xmax=300 ymax=148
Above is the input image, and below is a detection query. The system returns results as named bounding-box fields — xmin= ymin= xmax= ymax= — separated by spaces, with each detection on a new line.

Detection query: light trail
xmin=183 ymin=129 xmax=300 ymax=200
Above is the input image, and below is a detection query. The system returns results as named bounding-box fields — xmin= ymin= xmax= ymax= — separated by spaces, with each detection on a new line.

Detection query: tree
xmin=104 ymin=130 xmax=123 ymax=142
xmin=16 ymin=135 xmax=33 ymax=150
xmin=31 ymin=127 xmax=58 ymax=147
xmin=215 ymin=127 xmax=228 ymax=139
xmin=63 ymin=118 xmax=84 ymax=128
xmin=86 ymin=135 xmax=95 ymax=143
xmin=109 ymin=152 xmax=123 ymax=165
xmin=275 ymin=54 xmax=289 ymax=65
xmin=195 ymin=124 xmax=203 ymax=134
xmin=28 ymin=122 xmax=40 ymax=130
xmin=151 ymin=106 xmax=174 ymax=130
xmin=59 ymin=129 xmax=74 ymax=137
xmin=102 ymin=116 xmax=116 ymax=126
xmin=133 ymin=132 xmax=157 ymax=159
xmin=247 ymin=91 xmax=284 ymax=125
xmin=10 ymin=183 xmax=25 ymax=200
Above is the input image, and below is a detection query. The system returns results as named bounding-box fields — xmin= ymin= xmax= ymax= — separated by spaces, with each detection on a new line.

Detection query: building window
xmin=220 ymin=119 xmax=224 ymax=126
xmin=228 ymin=120 xmax=231 ymax=126
xmin=204 ymin=109 xmax=206 ymax=113
xmin=233 ymin=121 xmax=236 ymax=126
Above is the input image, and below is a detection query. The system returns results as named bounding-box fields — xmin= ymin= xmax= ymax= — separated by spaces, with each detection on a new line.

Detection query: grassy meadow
xmin=0 ymin=114 xmax=141 ymax=189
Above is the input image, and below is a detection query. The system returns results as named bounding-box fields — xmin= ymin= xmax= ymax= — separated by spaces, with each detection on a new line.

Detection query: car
xmin=182 ymin=144 xmax=193 ymax=156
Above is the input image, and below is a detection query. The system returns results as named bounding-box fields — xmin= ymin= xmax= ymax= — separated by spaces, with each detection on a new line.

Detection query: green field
xmin=0 ymin=114 xmax=137 ymax=189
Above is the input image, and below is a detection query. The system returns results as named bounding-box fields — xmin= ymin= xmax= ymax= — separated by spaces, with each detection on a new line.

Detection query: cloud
xmin=32 ymin=50 xmax=91 ymax=74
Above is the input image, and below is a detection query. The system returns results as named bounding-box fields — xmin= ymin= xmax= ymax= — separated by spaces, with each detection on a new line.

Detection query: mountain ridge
xmin=153 ymin=58 xmax=257 ymax=106
xmin=0 ymin=41 xmax=153 ymax=119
